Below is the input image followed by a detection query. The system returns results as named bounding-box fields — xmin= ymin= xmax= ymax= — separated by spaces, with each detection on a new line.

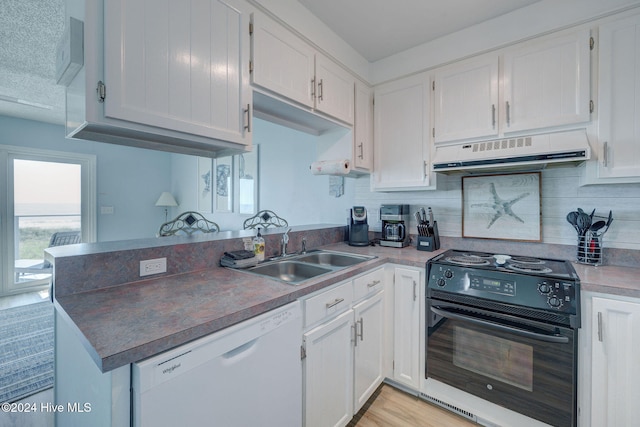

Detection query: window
xmin=0 ymin=146 xmax=96 ymax=297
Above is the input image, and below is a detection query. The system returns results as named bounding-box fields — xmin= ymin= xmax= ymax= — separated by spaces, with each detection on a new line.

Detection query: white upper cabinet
xmin=502 ymin=29 xmax=591 ymax=134
xmin=373 ymin=72 xmax=433 ymax=191
xmin=432 ymin=28 xmax=591 ymax=145
xmin=591 ymin=13 xmax=640 ymax=182
xmin=353 ymin=81 xmax=373 ymax=171
xmin=66 ymin=0 xmax=252 ymax=156
xmin=250 ymin=13 xmax=355 ymax=125
xmin=433 ymin=54 xmax=499 ymax=144
xmin=250 ymin=13 xmax=315 ymax=109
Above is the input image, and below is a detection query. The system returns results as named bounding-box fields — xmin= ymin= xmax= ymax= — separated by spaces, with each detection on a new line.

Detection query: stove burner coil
xmin=461 ymin=252 xmax=493 ymax=258
xmin=506 ymin=263 xmax=552 ymax=274
xmin=446 ymin=256 xmax=491 ymax=266
xmin=510 ymin=256 xmax=545 ymax=265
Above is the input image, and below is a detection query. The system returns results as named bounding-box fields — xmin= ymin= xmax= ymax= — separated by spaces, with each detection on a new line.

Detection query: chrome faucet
xmin=281 ymin=228 xmax=292 ymax=257
xmin=301 ymin=237 xmax=307 ymax=254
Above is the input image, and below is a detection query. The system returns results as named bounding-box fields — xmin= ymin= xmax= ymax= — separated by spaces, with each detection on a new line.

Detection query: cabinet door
xmin=353 ymin=291 xmax=384 ymax=413
xmin=104 ymin=0 xmax=251 ymax=145
xmin=373 ymin=73 xmax=431 ymax=190
xmin=315 ymin=53 xmax=355 ymax=124
xmin=433 ymin=54 xmax=499 ymax=143
xmin=251 ymin=13 xmax=315 ymax=109
xmin=353 ymin=81 xmax=373 ymax=171
xmin=591 ymin=297 xmax=640 ymax=426
xmin=393 ymin=267 xmax=421 ymax=389
xmin=304 ymin=309 xmax=354 ymax=427
xmin=597 ymin=14 xmax=640 ymax=180
xmin=503 ymin=29 xmax=590 ymax=134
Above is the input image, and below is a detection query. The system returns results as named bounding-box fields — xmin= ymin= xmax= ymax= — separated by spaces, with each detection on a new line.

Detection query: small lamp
xmin=155 ymin=192 xmax=178 ymax=222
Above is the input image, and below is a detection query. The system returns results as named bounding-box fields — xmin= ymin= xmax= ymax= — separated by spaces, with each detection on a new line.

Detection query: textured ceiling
xmin=0 ymin=0 xmax=65 ymax=125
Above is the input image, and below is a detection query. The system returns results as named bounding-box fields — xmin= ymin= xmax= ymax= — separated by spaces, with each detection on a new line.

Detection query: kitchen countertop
xmin=54 ymin=242 xmax=640 ymax=373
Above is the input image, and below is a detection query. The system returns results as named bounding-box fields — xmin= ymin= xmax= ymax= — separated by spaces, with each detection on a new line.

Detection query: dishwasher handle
xmin=430 ymin=306 xmax=569 ymax=344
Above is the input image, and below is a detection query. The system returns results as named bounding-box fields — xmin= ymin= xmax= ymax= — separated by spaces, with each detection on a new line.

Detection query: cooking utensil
xmin=428 ymin=207 xmax=434 ymax=226
xmin=590 ymin=220 xmax=606 ymax=234
xmin=576 ymin=212 xmax=592 ymax=236
xmin=420 ymin=207 xmax=427 ymax=225
xmin=566 ymin=211 xmax=579 ymax=234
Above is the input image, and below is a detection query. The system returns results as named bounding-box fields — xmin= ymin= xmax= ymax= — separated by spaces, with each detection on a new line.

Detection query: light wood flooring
xmin=350 ymin=384 xmax=477 ymax=427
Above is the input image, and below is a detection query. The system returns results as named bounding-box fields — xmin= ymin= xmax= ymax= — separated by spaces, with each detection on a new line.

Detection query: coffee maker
xmin=380 ymin=204 xmax=410 ymax=248
xmin=348 ymin=206 xmax=369 ymax=246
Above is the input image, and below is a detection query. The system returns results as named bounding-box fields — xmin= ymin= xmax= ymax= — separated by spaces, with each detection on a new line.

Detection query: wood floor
xmin=349 ymin=384 xmax=477 ymax=427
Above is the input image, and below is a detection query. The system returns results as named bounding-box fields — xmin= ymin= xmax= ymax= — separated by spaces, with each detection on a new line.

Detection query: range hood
xmin=432 ymin=129 xmax=591 ymax=173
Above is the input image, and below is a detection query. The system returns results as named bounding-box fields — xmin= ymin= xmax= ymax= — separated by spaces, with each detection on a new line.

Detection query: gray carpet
xmin=0 ymin=302 xmax=54 ymax=403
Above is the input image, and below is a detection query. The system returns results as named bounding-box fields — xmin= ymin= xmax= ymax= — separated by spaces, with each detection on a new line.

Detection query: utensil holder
xmin=577 ymin=233 xmax=602 ymax=266
xmin=417 ymin=221 xmax=440 ymax=252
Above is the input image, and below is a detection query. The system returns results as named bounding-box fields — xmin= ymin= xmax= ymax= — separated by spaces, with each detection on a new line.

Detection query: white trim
xmin=0 ymin=145 xmax=97 ymax=297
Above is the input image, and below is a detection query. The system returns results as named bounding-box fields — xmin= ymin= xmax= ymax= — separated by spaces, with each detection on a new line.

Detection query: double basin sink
xmin=240 ymin=250 xmax=375 ymax=285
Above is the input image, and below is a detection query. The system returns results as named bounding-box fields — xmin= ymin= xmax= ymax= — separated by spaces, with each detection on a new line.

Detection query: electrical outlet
xmin=139 ymin=258 xmax=167 ymax=277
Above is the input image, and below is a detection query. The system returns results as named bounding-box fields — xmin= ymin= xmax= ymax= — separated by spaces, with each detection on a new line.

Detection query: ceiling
xmin=297 ymin=0 xmax=542 ymax=62
xmin=0 ymin=0 xmax=541 ymax=126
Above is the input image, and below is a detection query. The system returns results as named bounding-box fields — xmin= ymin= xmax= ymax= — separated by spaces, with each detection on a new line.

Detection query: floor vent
xmin=419 ymin=392 xmax=477 ymax=422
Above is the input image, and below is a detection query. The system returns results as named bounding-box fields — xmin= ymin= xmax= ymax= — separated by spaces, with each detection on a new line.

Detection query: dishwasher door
xmin=132 ymin=301 xmax=302 ymax=427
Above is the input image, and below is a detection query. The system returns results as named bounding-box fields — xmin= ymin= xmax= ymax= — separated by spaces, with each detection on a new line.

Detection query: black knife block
xmin=416 ymin=221 xmax=440 ymax=251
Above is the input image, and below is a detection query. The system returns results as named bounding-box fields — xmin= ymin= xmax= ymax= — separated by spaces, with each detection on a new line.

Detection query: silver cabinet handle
xmin=352 ymin=323 xmax=357 ymax=346
xmin=326 ymin=297 xmax=344 ymax=309
xmin=243 ymin=104 xmax=251 ymax=133
xmin=367 ymin=279 xmax=381 ymax=288
xmin=311 ymin=78 xmax=315 ymax=99
xmin=506 ymin=101 xmax=511 ymax=126
xmin=413 ymin=280 xmax=417 ymax=301
xmin=597 ymin=311 xmax=603 ymax=342
xmin=492 ymin=104 xmax=496 ymax=129
xmin=358 ymin=142 xmax=364 ymax=159
xmin=318 ymin=79 xmax=324 ymax=101
xmin=602 ymin=141 xmax=608 ymax=167
xmin=357 ymin=317 xmax=364 ymax=342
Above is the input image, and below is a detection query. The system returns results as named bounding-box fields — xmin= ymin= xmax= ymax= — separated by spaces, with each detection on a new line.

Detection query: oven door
xmin=426 ymin=299 xmax=577 ymax=427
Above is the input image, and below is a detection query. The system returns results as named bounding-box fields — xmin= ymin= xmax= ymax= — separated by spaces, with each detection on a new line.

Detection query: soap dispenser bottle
xmin=253 ymin=228 xmax=265 ymax=261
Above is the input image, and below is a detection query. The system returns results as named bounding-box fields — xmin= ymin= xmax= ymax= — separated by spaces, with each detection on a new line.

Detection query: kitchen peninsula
xmin=50 ymin=224 xmax=640 ymax=426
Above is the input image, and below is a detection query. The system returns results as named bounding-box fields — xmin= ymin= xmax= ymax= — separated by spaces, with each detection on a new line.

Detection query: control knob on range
xmin=444 ymin=269 xmax=454 ymax=279
xmin=538 ymin=282 xmax=551 ymax=294
xmin=548 ymin=296 xmax=563 ymax=308
xmin=436 ymin=278 xmax=446 ymax=287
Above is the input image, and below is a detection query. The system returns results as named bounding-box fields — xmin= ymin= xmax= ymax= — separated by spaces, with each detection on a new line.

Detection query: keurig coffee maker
xmin=348 ymin=206 xmax=369 ymax=246
xmin=380 ymin=204 xmax=411 ymax=248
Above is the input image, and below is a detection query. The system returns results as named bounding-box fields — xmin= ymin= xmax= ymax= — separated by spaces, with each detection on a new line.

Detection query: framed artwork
xmin=214 ymin=156 xmax=233 ymax=213
xmin=462 ymin=172 xmax=541 ymax=242
xmin=238 ymin=147 xmax=259 ymax=215
xmin=197 ymin=157 xmax=213 ymax=213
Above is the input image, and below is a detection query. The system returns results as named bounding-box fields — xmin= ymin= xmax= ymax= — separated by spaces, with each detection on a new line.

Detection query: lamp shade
xmin=155 ymin=192 xmax=178 ymax=207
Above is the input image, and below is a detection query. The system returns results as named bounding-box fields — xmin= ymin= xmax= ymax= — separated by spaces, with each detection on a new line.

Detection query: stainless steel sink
xmin=240 ymin=250 xmax=375 ymax=285
xmin=295 ymin=252 xmax=371 ymax=267
xmin=247 ymin=261 xmax=332 ymax=284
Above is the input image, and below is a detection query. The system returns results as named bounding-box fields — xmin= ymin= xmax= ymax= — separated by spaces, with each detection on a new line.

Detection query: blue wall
xmin=0 ymin=115 xmax=172 ymax=241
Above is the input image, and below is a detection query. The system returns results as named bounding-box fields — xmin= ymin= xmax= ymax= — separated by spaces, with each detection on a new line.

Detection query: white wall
xmin=0 ymin=115 xmax=173 ymax=241
xmin=171 ymin=118 xmax=357 ymax=231
xmin=355 ymin=164 xmax=640 ymax=251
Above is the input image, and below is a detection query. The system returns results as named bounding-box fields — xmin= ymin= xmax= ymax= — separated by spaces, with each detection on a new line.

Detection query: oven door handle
xmin=430 ymin=306 xmax=570 ymax=344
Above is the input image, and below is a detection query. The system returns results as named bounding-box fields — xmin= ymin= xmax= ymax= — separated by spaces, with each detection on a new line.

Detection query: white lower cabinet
xmin=580 ymin=293 xmax=640 ymax=427
xmin=392 ymin=266 xmax=423 ymax=390
xmin=302 ymin=268 xmax=385 ymax=427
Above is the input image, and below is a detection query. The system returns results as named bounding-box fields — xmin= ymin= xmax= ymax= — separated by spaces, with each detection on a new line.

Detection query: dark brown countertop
xmin=55 ymin=242 xmax=639 ymax=373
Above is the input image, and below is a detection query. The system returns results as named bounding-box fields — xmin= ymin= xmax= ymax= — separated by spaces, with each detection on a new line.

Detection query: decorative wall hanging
xmin=214 ymin=156 xmax=233 ymax=213
xmin=197 ymin=157 xmax=212 ymax=213
xmin=462 ymin=172 xmax=541 ymax=242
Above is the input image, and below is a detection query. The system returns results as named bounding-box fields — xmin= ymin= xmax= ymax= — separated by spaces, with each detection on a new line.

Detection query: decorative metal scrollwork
xmin=158 ymin=211 xmax=220 ymax=236
xmin=242 ymin=210 xmax=288 ymax=230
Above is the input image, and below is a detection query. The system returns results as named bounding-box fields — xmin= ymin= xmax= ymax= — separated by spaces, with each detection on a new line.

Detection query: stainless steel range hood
xmin=432 ymin=129 xmax=591 ymax=173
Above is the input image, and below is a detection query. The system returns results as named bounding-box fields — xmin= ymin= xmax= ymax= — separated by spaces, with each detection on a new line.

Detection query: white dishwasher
xmin=132 ymin=301 xmax=302 ymax=427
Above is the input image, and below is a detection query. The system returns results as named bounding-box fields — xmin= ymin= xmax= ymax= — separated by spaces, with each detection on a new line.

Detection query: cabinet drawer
xmin=353 ymin=268 xmax=384 ymax=302
xmin=304 ymin=281 xmax=353 ymax=328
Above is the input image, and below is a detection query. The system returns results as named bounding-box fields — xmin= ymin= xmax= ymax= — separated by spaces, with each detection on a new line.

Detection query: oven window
xmin=453 ymin=326 xmax=533 ymax=391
